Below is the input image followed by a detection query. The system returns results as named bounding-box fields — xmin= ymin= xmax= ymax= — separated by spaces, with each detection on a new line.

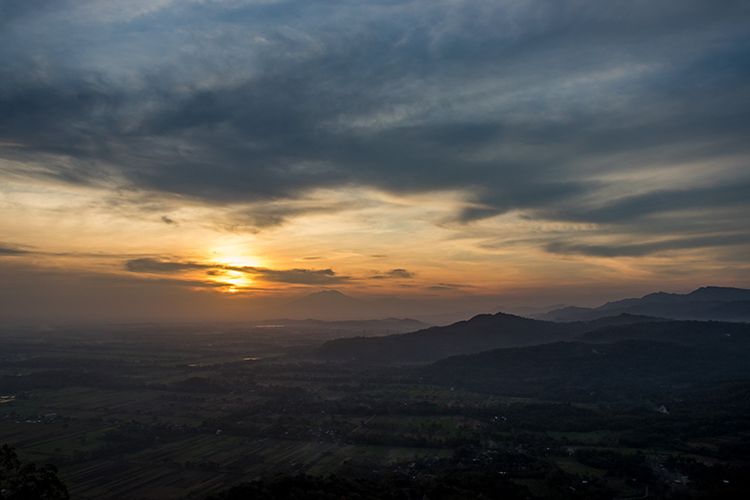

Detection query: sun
xmin=207 ymin=246 xmax=266 ymax=292
xmin=219 ymin=269 xmax=251 ymax=293
xmin=210 ymin=267 xmax=255 ymax=293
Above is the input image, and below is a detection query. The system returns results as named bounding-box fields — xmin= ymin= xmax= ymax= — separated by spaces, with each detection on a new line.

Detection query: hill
xmin=424 ymin=331 xmax=750 ymax=400
xmin=317 ymin=312 xmax=577 ymax=363
xmin=316 ymin=312 xmax=663 ymax=364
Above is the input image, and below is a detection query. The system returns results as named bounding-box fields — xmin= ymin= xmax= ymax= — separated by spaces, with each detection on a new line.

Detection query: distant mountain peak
xmin=492 ymin=311 xmax=526 ymax=318
xmin=289 ymin=289 xmax=360 ymax=304
xmin=307 ymin=289 xmax=350 ymax=298
xmin=459 ymin=311 xmax=536 ymax=325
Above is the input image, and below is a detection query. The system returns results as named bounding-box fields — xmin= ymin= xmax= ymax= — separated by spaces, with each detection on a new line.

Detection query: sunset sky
xmin=1 ymin=1 xmax=749 ymax=323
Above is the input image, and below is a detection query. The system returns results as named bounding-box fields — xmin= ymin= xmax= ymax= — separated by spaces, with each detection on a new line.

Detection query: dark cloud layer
xmin=1 ymin=0 xmax=749 ymax=257
xmin=126 ymin=258 xmax=207 ymax=274
xmin=124 ymin=257 xmax=349 ymax=285
xmin=0 ymin=244 xmax=29 ymax=256
xmin=250 ymin=267 xmax=348 ymax=285
xmin=546 ymin=182 xmax=750 ymax=225
xmin=372 ymin=268 xmax=415 ymax=280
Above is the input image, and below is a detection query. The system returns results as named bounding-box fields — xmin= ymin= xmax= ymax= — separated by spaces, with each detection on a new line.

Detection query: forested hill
xmin=423 ymin=329 xmax=750 ymax=400
xmin=318 ymin=310 xmax=750 ymax=365
xmin=316 ymin=311 xmax=672 ymax=364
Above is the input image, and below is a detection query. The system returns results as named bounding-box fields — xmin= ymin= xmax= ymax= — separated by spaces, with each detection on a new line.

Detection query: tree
xmin=0 ymin=444 xmax=69 ymax=500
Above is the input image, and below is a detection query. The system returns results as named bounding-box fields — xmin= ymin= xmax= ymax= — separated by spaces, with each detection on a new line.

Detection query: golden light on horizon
xmin=217 ymin=269 xmax=252 ymax=293
xmin=212 ymin=255 xmax=264 ymax=268
xmin=207 ymin=246 xmax=265 ymax=292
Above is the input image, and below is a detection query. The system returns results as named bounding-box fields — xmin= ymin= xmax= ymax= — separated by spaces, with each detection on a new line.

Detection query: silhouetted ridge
xmin=542 ymin=286 xmax=750 ymax=322
xmin=687 ymin=286 xmax=750 ymax=301
xmin=317 ymin=311 xmax=577 ymax=363
xmin=316 ymin=310 xmax=657 ymax=364
xmin=318 ymin=306 xmax=750 ymax=364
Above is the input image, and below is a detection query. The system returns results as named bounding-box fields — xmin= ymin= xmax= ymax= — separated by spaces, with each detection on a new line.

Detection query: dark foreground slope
xmin=317 ymin=312 xmax=668 ymax=364
xmin=206 ymin=473 xmax=528 ymax=500
xmin=579 ymin=319 xmax=750 ymax=344
xmin=423 ymin=323 xmax=750 ymax=400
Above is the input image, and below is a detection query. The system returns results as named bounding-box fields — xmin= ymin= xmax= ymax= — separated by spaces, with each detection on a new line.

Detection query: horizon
xmin=2 ymin=284 xmax=746 ymax=328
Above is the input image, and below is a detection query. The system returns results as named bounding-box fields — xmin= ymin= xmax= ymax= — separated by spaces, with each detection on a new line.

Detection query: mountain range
xmin=313 ymin=289 xmax=750 ymax=403
xmin=316 ymin=286 xmax=750 ymax=365
xmin=316 ymin=311 xmax=678 ymax=364
xmin=539 ymin=286 xmax=750 ymax=322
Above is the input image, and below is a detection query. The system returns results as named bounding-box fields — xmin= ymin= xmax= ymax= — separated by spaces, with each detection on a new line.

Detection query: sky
xmin=1 ymin=0 xmax=749 ymax=323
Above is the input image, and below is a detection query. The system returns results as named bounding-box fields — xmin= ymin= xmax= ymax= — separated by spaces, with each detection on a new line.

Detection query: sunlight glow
xmin=217 ymin=269 xmax=252 ymax=293
xmin=211 ymin=254 xmax=264 ymax=269
xmin=207 ymin=247 xmax=265 ymax=292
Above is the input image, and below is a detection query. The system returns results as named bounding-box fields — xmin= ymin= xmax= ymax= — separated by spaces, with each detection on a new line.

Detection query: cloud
xmin=1 ymin=0 xmax=749 ymax=270
xmin=427 ymin=283 xmax=467 ymax=291
xmin=371 ymin=268 xmax=415 ymax=279
xmin=133 ymin=276 xmax=230 ymax=289
xmin=545 ymin=182 xmax=750 ymax=225
xmin=223 ymin=197 xmax=371 ymax=232
xmin=245 ymin=267 xmax=349 ymax=285
xmin=1 ymin=1 xmax=748 ymax=223
xmin=124 ymin=257 xmax=349 ymax=285
xmin=545 ymin=233 xmax=750 ymax=258
xmin=125 ymin=258 xmax=208 ymax=273
xmin=0 ymin=244 xmax=30 ymax=256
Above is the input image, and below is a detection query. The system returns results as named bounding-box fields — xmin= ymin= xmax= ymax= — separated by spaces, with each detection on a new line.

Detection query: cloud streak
xmin=125 ymin=258 xmax=207 ymax=273
xmin=0 ymin=244 xmax=30 ymax=256
xmin=371 ymin=268 xmax=415 ymax=280
xmin=124 ymin=257 xmax=350 ymax=285
xmin=546 ymin=233 xmax=750 ymax=258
